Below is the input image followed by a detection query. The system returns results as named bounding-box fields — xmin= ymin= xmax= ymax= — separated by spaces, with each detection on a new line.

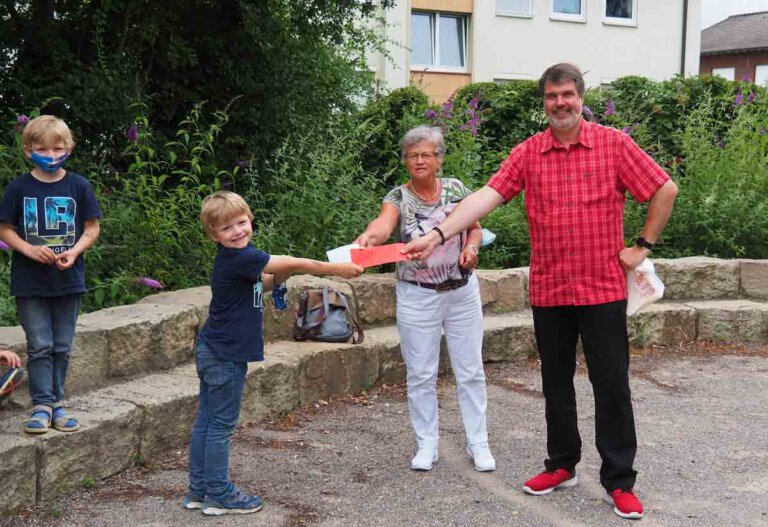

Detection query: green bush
xmin=661 ymin=92 xmax=768 ymax=257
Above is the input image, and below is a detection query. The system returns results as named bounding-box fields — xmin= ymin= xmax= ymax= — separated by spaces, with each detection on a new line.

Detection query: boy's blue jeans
xmin=188 ymin=339 xmax=247 ymax=499
xmin=16 ymin=295 xmax=81 ymax=408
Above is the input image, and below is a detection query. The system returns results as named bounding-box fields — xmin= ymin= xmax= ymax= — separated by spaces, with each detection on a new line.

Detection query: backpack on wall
xmin=294 ymin=287 xmax=364 ymax=344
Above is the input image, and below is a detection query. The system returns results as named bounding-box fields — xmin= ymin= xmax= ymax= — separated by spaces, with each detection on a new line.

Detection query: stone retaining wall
xmin=0 ymin=257 xmax=766 ymax=514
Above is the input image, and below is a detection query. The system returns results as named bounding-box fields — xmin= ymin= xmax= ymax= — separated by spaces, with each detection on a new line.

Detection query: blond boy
xmin=0 ymin=115 xmax=101 ymax=433
xmin=185 ymin=190 xmax=362 ymax=516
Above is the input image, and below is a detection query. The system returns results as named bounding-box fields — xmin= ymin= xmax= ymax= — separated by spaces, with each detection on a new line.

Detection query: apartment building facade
xmin=369 ymin=0 xmax=702 ymax=102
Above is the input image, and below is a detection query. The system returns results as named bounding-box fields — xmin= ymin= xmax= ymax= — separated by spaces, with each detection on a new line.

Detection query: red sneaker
xmin=604 ymin=488 xmax=644 ymax=519
xmin=522 ymin=468 xmax=578 ymax=495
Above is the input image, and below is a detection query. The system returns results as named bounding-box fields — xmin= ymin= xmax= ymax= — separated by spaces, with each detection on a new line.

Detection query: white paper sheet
xmin=326 ymin=243 xmax=360 ymax=263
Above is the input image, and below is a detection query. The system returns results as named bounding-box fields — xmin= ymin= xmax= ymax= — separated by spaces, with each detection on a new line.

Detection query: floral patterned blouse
xmin=383 ymin=177 xmax=472 ymax=284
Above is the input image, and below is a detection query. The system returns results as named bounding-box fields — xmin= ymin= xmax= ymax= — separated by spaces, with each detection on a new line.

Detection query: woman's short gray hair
xmin=400 ymin=125 xmax=446 ymax=162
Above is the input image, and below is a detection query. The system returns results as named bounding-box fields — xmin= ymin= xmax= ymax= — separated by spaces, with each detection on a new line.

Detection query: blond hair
xmin=200 ymin=191 xmax=253 ymax=238
xmin=22 ymin=115 xmax=75 ymax=150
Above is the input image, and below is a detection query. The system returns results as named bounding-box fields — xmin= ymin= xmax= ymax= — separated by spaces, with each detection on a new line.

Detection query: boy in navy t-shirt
xmin=184 ymin=191 xmax=362 ymax=516
xmin=0 ymin=115 xmax=101 ymax=434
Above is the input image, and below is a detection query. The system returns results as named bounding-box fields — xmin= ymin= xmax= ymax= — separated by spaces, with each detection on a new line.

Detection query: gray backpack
xmin=294 ymin=287 xmax=364 ymax=344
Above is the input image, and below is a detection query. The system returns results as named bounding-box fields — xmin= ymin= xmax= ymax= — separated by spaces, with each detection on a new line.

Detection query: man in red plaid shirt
xmin=402 ymin=63 xmax=678 ymax=520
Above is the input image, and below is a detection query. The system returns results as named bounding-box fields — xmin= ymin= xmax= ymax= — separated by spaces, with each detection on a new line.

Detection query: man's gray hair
xmin=539 ymin=63 xmax=585 ymax=97
xmin=400 ymin=125 xmax=446 ymax=162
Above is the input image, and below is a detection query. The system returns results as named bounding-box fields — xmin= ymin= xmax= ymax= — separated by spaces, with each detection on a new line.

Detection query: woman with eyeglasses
xmin=354 ymin=125 xmax=495 ymax=472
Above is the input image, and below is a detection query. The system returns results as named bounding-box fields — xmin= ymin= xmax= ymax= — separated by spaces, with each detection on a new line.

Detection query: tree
xmin=0 ymin=0 xmax=393 ymax=172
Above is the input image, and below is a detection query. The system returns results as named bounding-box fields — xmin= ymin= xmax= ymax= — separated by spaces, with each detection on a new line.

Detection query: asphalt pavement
xmin=4 ymin=343 xmax=768 ymax=527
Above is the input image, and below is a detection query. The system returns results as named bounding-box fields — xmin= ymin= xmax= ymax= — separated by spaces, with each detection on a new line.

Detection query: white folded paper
xmin=626 ymin=258 xmax=665 ymax=316
xmin=326 ymin=243 xmax=359 ymax=263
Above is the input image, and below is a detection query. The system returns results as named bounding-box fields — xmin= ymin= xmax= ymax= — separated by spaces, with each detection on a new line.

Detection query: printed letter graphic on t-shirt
xmin=253 ymin=281 xmax=264 ymax=310
xmin=23 ymin=197 xmax=76 ymax=248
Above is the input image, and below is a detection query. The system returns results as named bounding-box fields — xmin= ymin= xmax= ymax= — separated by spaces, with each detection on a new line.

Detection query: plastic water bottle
xmin=272 ymin=283 xmax=288 ymax=310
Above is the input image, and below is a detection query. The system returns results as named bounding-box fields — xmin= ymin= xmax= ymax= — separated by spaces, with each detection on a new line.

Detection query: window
xmin=756 ymin=65 xmax=768 ymax=86
xmin=411 ymin=11 xmax=468 ymax=71
xmin=551 ymin=0 xmax=586 ymax=22
xmin=712 ymin=67 xmax=735 ymax=81
xmin=604 ymin=0 xmax=636 ymax=26
xmin=497 ymin=0 xmax=532 ymax=17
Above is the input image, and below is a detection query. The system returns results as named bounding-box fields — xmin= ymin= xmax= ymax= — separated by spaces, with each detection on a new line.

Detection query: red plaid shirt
xmin=487 ymin=120 xmax=669 ymax=307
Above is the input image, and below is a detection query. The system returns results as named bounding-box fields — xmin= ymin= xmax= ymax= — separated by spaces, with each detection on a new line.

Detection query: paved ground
xmin=5 ymin=343 xmax=768 ymax=527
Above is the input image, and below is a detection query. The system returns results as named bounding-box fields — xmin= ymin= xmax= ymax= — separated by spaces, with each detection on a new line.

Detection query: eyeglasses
xmin=406 ymin=152 xmax=437 ymax=161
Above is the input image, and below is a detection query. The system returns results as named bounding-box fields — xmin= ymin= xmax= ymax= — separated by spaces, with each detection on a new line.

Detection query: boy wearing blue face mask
xmin=0 ymin=115 xmax=101 ymax=434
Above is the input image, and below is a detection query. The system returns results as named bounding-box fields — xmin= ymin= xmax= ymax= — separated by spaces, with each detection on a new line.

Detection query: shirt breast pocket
xmin=579 ymin=167 xmax=618 ymax=206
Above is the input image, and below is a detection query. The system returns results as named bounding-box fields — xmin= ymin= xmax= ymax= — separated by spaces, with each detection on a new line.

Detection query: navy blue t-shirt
xmin=0 ymin=171 xmax=102 ymax=297
xmin=199 ymin=243 xmax=271 ymax=362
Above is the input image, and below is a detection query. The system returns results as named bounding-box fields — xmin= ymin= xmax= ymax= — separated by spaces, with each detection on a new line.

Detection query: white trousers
xmin=396 ymin=273 xmax=488 ymax=450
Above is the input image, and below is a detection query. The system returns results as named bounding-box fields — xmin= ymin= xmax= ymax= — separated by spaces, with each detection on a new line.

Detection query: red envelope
xmin=350 ymin=243 xmax=409 ymax=268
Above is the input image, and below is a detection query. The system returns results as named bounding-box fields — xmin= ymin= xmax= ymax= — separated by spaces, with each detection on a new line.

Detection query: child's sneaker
xmin=52 ymin=406 xmax=80 ymax=432
xmin=201 ymin=487 xmax=263 ymax=516
xmin=182 ymin=491 xmax=204 ymax=510
xmin=522 ymin=468 xmax=578 ymax=495
xmin=24 ymin=404 xmax=52 ymax=434
xmin=0 ymin=367 xmax=23 ymax=402
xmin=604 ymin=488 xmax=644 ymax=519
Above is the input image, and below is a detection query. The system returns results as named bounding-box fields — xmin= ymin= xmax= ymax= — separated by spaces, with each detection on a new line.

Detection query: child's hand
xmin=0 ymin=349 xmax=21 ymax=368
xmin=25 ymin=245 xmax=57 ymax=265
xmin=336 ymin=264 xmax=364 ymax=279
xmin=55 ymin=250 xmax=78 ymax=270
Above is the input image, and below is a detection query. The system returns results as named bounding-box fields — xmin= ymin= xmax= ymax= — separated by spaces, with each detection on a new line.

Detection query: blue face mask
xmin=30 ymin=152 xmax=69 ymax=173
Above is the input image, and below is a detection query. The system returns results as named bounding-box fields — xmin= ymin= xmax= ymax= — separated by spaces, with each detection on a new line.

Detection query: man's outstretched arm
xmin=401 ymin=185 xmax=505 ymax=261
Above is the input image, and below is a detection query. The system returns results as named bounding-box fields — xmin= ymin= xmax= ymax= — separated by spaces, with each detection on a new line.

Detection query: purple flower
xmin=747 ymin=91 xmax=756 ymax=103
xmin=126 ymin=125 xmax=139 ymax=143
xmin=0 ymin=240 xmax=10 ymax=250
xmin=733 ymin=92 xmax=744 ymax=107
xmin=604 ymin=99 xmax=615 ymax=117
xmin=715 ymin=135 xmax=725 ymax=149
xmin=582 ymin=104 xmax=595 ymax=121
xmin=621 ymin=124 xmax=636 ymax=135
xmin=441 ymin=100 xmax=454 ymax=119
xmin=741 ymin=72 xmax=751 ymax=82
xmin=425 ymin=108 xmax=438 ymax=121
xmin=468 ymin=96 xmax=480 ymax=110
xmin=16 ymin=115 xmax=30 ymax=125
xmin=137 ymin=277 xmax=164 ymax=289
xmin=760 ymin=127 xmax=767 ymax=136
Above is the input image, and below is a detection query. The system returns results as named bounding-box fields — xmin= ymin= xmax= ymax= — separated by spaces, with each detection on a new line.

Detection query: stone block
xmin=100 ymin=364 xmax=200 ymax=461
xmin=477 ymin=268 xmax=528 ymax=313
xmin=687 ymin=300 xmax=768 ymax=343
xmin=37 ymin=398 xmax=140 ymax=500
xmin=0 ymin=430 xmax=38 ymax=513
xmin=262 ymin=276 xmax=354 ymax=342
xmin=627 ymin=303 xmax=697 ymax=347
xmin=137 ymin=286 xmax=211 ymax=328
xmin=482 ymin=313 xmax=537 ymax=362
xmin=739 ymin=259 xmax=768 ymax=300
xmin=78 ymin=304 xmax=197 ymax=379
xmin=65 ymin=327 xmax=109 ymax=398
xmin=241 ymin=344 xmax=301 ymax=424
xmin=296 ymin=341 xmax=379 ymax=404
xmin=342 ymin=274 xmax=397 ymax=326
xmin=655 ymin=257 xmax=739 ymax=300
xmin=365 ymin=326 xmax=405 ymax=385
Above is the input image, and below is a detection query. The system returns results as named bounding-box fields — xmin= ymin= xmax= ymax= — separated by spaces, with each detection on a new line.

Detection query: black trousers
xmin=532 ymin=300 xmax=637 ymax=491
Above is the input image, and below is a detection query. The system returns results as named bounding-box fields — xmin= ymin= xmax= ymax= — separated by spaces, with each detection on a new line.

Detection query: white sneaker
xmin=410 ymin=448 xmax=438 ymax=471
xmin=466 ymin=443 xmax=496 ymax=472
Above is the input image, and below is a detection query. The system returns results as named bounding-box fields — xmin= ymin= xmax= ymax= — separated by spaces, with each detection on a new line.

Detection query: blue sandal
xmin=52 ymin=406 xmax=80 ymax=432
xmin=24 ymin=404 xmax=52 ymax=434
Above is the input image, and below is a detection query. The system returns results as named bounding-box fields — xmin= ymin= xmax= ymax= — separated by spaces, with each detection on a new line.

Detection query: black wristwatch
xmin=635 ymin=237 xmax=655 ymax=251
